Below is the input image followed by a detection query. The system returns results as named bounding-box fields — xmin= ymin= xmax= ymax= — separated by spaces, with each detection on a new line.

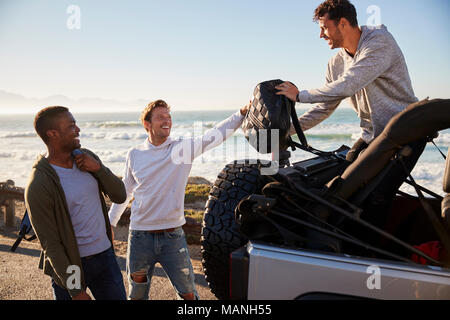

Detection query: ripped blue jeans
xmin=126 ymin=227 xmax=198 ymax=300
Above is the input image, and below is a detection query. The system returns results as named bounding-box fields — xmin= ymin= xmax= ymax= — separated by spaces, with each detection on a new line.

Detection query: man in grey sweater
xmin=276 ymin=0 xmax=419 ymax=159
xmin=276 ymin=0 xmax=427 ymax=232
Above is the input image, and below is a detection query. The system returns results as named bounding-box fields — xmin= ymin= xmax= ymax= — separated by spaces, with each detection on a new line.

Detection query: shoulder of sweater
xmin=130 ymin=136 xmax=183 ymax=153
xmin=31 ymin=155 xmax=58 ymax=184
xmin=129 ymin=139 xmax=152 ymax=153
xmin=130 ymin=144 xmax=145 ymax=153
xmin=360 ymin=25 xmax=396 ymax=47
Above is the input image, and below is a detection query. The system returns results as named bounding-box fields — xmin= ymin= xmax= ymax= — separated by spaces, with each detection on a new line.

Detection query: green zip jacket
xmin=24 ymin=148 xmax=126 ymax=297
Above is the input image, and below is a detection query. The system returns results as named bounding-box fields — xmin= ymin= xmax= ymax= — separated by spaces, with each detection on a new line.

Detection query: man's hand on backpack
xmin=275 ymin=81 xmax=300 ymax=102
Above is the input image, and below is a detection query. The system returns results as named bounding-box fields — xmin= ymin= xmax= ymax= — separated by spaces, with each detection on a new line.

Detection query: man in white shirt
xmin=109 ymin=99 xmax=249 ymax=300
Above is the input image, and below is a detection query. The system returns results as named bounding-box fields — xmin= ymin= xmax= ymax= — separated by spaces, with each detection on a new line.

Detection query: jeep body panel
xmin=246 ymin=242 xmax=450 ymax=300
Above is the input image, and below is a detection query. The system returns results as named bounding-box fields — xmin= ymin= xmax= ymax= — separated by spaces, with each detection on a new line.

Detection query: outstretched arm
xmin=277 ymin=37 xmax=395 ymax=104
xmin=191 ymin=101 xmax=251 ymax=159
xmin=276 ymin=66 xmax=342 ymax=135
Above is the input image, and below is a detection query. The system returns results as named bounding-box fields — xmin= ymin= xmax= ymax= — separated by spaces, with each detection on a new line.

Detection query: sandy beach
xmin=0 ymin=180 xmax=217 ymax=300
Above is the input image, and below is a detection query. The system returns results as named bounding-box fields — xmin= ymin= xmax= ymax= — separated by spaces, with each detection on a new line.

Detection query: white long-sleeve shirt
xmin=108 ymin=111 xmax=244 ymax=230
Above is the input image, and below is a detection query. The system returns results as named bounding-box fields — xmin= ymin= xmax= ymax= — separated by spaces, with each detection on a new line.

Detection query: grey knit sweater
xmin=296 ymin=25 xmax=417 ymax=143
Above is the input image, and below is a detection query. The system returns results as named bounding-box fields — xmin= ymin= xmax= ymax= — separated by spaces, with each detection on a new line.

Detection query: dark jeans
xmin=51 ymin=247 xmax=126 ymax=300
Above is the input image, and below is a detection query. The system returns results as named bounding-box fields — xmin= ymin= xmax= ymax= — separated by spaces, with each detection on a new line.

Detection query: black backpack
xmin=242 ymin=79 xmax=312 ymax=154
xmin=10 ymin=210 xmax=36 ymax=252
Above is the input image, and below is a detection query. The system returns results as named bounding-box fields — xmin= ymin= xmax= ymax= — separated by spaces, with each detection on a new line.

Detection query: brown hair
xmin=140 ymin=99 xmax=171 ymax=125
xmin=34 ymin=106 xmax=69 ymax=144
xmin=314 ymin=0 xmax=358 ymax=27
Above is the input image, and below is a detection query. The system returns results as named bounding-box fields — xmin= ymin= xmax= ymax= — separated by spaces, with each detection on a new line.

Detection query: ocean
xmin=0 ymin=108 xmax=448 ymax=196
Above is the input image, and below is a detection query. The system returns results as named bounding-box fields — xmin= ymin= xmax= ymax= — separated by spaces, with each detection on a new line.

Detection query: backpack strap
xmin=288 ymin=98 xmax=308 ymax=147
xmin=10 ymin=210 xmax=37 ymax=252
xmin=288 ymin=100 xmax=333 ymax=157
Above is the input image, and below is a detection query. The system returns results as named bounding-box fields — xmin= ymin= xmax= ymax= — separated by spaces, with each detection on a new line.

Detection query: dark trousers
xmin=51 ymin=247 xmax=126 ymax=300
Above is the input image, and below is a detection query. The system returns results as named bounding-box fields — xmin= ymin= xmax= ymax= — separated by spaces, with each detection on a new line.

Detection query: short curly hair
xmin=140 ymin=99 xmax=171 ymax=124
xmin=313 ymin=0 xmax=358 ymax=27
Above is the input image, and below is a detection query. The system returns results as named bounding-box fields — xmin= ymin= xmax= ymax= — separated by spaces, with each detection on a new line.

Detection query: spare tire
xmin=201 ymin=160 xmax=271 ymax=300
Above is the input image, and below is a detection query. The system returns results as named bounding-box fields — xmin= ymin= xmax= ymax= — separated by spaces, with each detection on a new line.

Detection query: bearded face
xmin=319 ymin=13 xmax=345 ymax=49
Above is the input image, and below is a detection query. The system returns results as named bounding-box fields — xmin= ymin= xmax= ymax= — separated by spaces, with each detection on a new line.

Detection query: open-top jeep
xmin=201 ymin=81 xmax=450 ymax=300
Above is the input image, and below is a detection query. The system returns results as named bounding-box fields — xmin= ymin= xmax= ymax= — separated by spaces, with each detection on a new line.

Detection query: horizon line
xmin=0 ymin=104 xmax=355 ymax=115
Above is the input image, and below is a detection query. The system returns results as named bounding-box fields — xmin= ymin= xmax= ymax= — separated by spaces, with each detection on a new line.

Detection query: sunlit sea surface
xmin=0 ymin=108 xmax=448 ymax=196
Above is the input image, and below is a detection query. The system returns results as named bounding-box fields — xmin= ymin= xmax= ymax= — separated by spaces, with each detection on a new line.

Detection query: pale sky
xmin=0 ymin=0 xmax=449 ymax=113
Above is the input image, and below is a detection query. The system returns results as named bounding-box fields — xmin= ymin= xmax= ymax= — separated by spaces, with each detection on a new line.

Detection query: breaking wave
xmin=0 ymin=131 xmax=37 ymax=138
xmin=83 ymin=121 xmax=141 ymax=128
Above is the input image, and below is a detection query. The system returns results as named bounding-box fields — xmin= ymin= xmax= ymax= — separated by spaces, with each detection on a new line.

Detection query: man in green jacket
xmin=25 ymin=106 xmax=127 ymax=300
